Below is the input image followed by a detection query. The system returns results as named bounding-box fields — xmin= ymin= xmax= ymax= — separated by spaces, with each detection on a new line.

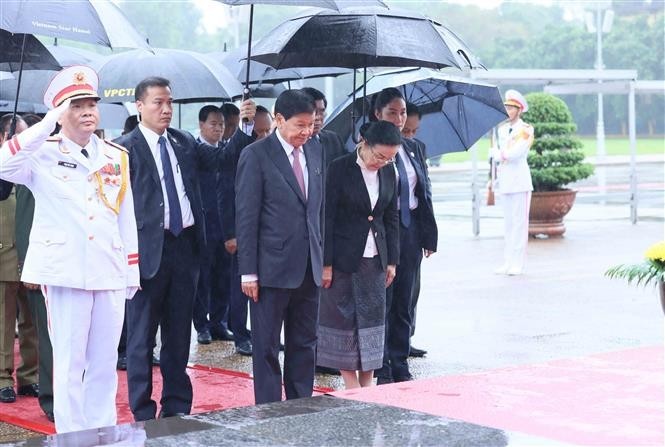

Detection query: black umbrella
xmin=324 ymin=68 xmax=507 ymax=156
xmin=0 ymin=0 xmax=149 ymax=49
xmin=0 ymin=0 xmax=149 ymax=135
xmin=92 ymin=48 xmax=243 ymax=103
xmin=250 ymin=7 xmax=483 ymax=70
xmin=0 ymin=44 xmax=102 ymax=104
xmin=214 ymin=0 xmax=386 ymax=99
xmin=216 ymin=46 xmax=350 ymax=86
xmin=0 ymin=30 xmax=61 ymax=72
xmin=251 ymin=6 xmax=484 ymax=141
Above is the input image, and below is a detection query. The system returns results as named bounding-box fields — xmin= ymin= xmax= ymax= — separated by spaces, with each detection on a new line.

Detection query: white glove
xmin=13 ymin=99 xmax=70 ymax=148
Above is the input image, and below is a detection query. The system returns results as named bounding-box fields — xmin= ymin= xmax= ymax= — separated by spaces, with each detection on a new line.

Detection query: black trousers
xmin=379 ymin=211 xmax=422 ymax=380
xmin=250 ymin=265 xmax=319 ymax=404
xmin=126 ymin=227 xmax=199 ymax=421
xmin=193 ymin=236 xmax=230 ymax=335
xmin=24 ymin=287 xmax=53 ymax=415
xmin=228 ymin=254 xmax=250 ymax=345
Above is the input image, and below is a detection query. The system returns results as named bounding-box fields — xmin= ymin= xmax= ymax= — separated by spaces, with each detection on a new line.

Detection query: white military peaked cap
xmin=43 ymin=65 xmax=101 ymax=109
xmin=503 ymin=89 xmax=528 ymax=113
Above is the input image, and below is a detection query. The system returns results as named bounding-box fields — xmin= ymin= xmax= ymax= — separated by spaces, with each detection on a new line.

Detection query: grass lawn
xmin=438 ymin=136 xmax=664 ymax=163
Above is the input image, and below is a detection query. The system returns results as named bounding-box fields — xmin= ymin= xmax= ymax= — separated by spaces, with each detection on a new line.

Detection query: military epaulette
xmin=46 ymin=135 xmax=62 ymax=142
xmin=104 ymin=139 xmax=128 ymax=153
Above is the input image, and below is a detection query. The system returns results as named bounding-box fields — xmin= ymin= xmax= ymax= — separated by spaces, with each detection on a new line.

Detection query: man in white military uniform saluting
xmin=490 ymin=89 xmax=534 ymax=276
xmin=0 ymin=65 xmax=140 ymax=433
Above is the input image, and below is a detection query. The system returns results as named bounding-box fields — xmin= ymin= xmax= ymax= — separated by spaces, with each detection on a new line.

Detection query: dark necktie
xmin=158 ymin=136 xmax=183 ymax=236
xmin=395 ymin=153 xmax=411 ymax=228
xmin=81 ymin=148 xmax=89 ymax=158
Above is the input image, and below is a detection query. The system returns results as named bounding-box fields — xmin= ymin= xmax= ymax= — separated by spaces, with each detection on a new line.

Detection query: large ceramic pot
xmin=529 ymin=189 xmax=577 ymax=237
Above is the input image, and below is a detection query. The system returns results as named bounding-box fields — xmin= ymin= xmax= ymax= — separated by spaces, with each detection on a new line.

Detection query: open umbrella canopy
xmin=217 ymin=0 xmax=386 ymax=8
xmin=0 ymin=0 xmax=149 ymax=49
xmin=216 ymin=46 xmax=350 ymax=85
xmin=0 ymin=30 xmax=61 ymax=72
xmin=250 ymin=7 xmax=484 ymax=70
xmin=92 ymin=48 xmax=243 ymax=103
xmin=324 ymin=68 xmax=507 ymax=156
xmin=0 ymin=44 xmax=102 ymax=104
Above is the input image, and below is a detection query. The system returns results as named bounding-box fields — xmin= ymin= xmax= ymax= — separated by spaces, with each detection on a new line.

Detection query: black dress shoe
xmin=315 ymin=365 xmax=341 ymax=376
xmin=279 ymin=342 xmax=285 ymax=351
xmin=375 ymin=376 xmax=393 ymax=385
xmin=197 ymin=330 xmax=212 ymax=345
xmin=393 ymin=374 xmax=413 ymax=383
xmin=45 ymin=411 xmax=54 ymax=422
xmin=117 ymin=354 xmax=127 ymax=370
xmin=0 ymin=386 xmax=16 ymax=403
xmin=409 ymin=346 xmax=427 ymax=358
xmin=235 ymin=340 xmax=252 ymax=356
xmin=210 ymin=328 xmax=234 ymax=341
xmin=158 ymin=410 xmax=187 ymax=418
xmin=17 ymin=383 xmax=39 ymax=397
xmin=152 ymin=354 xmax=160 ymax=366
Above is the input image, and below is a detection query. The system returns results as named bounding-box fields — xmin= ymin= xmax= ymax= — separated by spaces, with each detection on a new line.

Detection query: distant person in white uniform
xmin=490 ymin=89 xmax=534 ymax=276
xmin=0 ymin=65 xmax=140 ymax=433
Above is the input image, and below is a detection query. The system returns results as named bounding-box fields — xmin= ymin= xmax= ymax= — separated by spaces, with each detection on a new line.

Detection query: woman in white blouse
xmin=317 ymin=121 xmax=400 ymax=389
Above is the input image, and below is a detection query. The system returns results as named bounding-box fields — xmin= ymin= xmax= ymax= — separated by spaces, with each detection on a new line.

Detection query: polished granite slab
xmin=6 ymin=395 xmax=568 ymax=446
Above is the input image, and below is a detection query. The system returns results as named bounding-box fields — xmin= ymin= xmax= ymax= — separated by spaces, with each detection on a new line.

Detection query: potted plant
xmin=605 ymin=241 xmax=665 ymax=314
xmin=522 ymin=93 xmax=594 ymax=237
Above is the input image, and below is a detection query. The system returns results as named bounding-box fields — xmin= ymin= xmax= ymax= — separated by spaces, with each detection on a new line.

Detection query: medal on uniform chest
xmin=94 ymin=154 xmax=129 ymax=214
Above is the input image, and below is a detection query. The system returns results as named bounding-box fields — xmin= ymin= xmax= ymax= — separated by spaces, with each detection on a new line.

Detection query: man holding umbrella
xmin=0 ymin=65 xmax=140 ymax=433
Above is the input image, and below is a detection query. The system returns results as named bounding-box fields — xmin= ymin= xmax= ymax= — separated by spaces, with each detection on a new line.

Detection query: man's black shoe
xmin=152 ymin=354 xmax=160 ymax=366
xmin=210 ymin=328 xmax=235 ymax=341
xmin=315 ymin=365 xmax=341 ymax=376
xmin=393 ymin=374 xmax=413 ymax=383
xmin=197 ymin=330 xmax=212 ymax=345
xmin=235 ymin=340 xmax=252 ymax=356
xmin=45 ymin=411 xmax=54 ymax=422
xmin=409 ymin=346 xmax=427 ymax=358
xmin=117 ymin=354 xmax=127 ymax=370
xmin=279 ymin=342 xmax=285 ymax=351
xmin=375 ymin=376 xmax=393 ymax=385
xmin=0 ymin=386 xmax=16 ymax=403
xmin=17 ymin=383 xmax=39 ymax=397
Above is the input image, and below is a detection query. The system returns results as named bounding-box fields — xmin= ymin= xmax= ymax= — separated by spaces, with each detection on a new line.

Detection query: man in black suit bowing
xmin=236 ymin=90 xmax=324 ymax=404
xmin=115 ymin=77 xmax=255 ymax=420
xmin=301 ymin=87 xmax=348 ymax=167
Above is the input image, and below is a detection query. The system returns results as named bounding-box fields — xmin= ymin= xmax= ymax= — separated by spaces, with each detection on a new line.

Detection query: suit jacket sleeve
xmin=323 ymin=159 xmax=341 ymax=267
xmin=235 ymin=146 xmax=262 ymax=276
xmin=384 ymin=168 xmax=400 ymax=266
xmin=117 ymin=150 xmax=141 ymax=292
xmin=0 ymin=180 xmax=12 ymax=201
xmin=220 ymin=128 xmax=255 ymax=242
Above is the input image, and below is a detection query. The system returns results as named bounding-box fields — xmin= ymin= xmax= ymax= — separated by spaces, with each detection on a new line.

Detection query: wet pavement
xmin=0 ymin=155 xmax=662 ymax=445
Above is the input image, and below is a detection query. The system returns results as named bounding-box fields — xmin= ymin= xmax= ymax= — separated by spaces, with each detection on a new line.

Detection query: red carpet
xmin=332 ymin=346 xmax=664 ymax=446
xmin=1 ymin=343 xmax=330 ymax=435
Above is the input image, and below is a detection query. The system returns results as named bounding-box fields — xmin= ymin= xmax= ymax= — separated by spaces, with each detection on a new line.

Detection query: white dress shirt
xmin=356 ymin=151 xmax=379 ymax=258
xmin=395 ymin=145 xmax=419 ymax=210
xmin=138 ymin=124 xmax=194 ymax=231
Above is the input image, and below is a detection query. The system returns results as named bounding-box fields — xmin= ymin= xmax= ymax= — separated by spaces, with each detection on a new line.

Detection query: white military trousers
xmin=42 ymin=286 xmax=125 ymax=433
xmin=500 ymin=191 xmax=531 ymax=273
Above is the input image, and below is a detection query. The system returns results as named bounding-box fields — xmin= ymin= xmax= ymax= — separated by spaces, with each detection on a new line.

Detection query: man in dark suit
xmin=235 ymin=90 xmax=324 ymax=404
xmin=115 ymin=77 xmax=255 ymax=421
xmin=301 ymin=87 xmax=348 ymax=167
xmin=193 ymin=105 xmax=233 ymax=345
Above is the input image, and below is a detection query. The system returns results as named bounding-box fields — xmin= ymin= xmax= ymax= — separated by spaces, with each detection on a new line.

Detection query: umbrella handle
xmin=9 ymin=34 xmax=27 ymax=138
xmin=242 ymin=4 xmax=254 ymax=123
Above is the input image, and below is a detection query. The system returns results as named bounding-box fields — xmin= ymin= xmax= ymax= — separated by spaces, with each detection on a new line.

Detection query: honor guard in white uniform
xmin=490 ymin=89 xmax=534 ymax=276
xmin=0 ymin=66 xmax=140 ymax=433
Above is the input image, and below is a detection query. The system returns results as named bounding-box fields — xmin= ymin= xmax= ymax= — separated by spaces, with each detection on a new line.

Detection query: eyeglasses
xmin=369 ymin=146 xmax=395 ymax=165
